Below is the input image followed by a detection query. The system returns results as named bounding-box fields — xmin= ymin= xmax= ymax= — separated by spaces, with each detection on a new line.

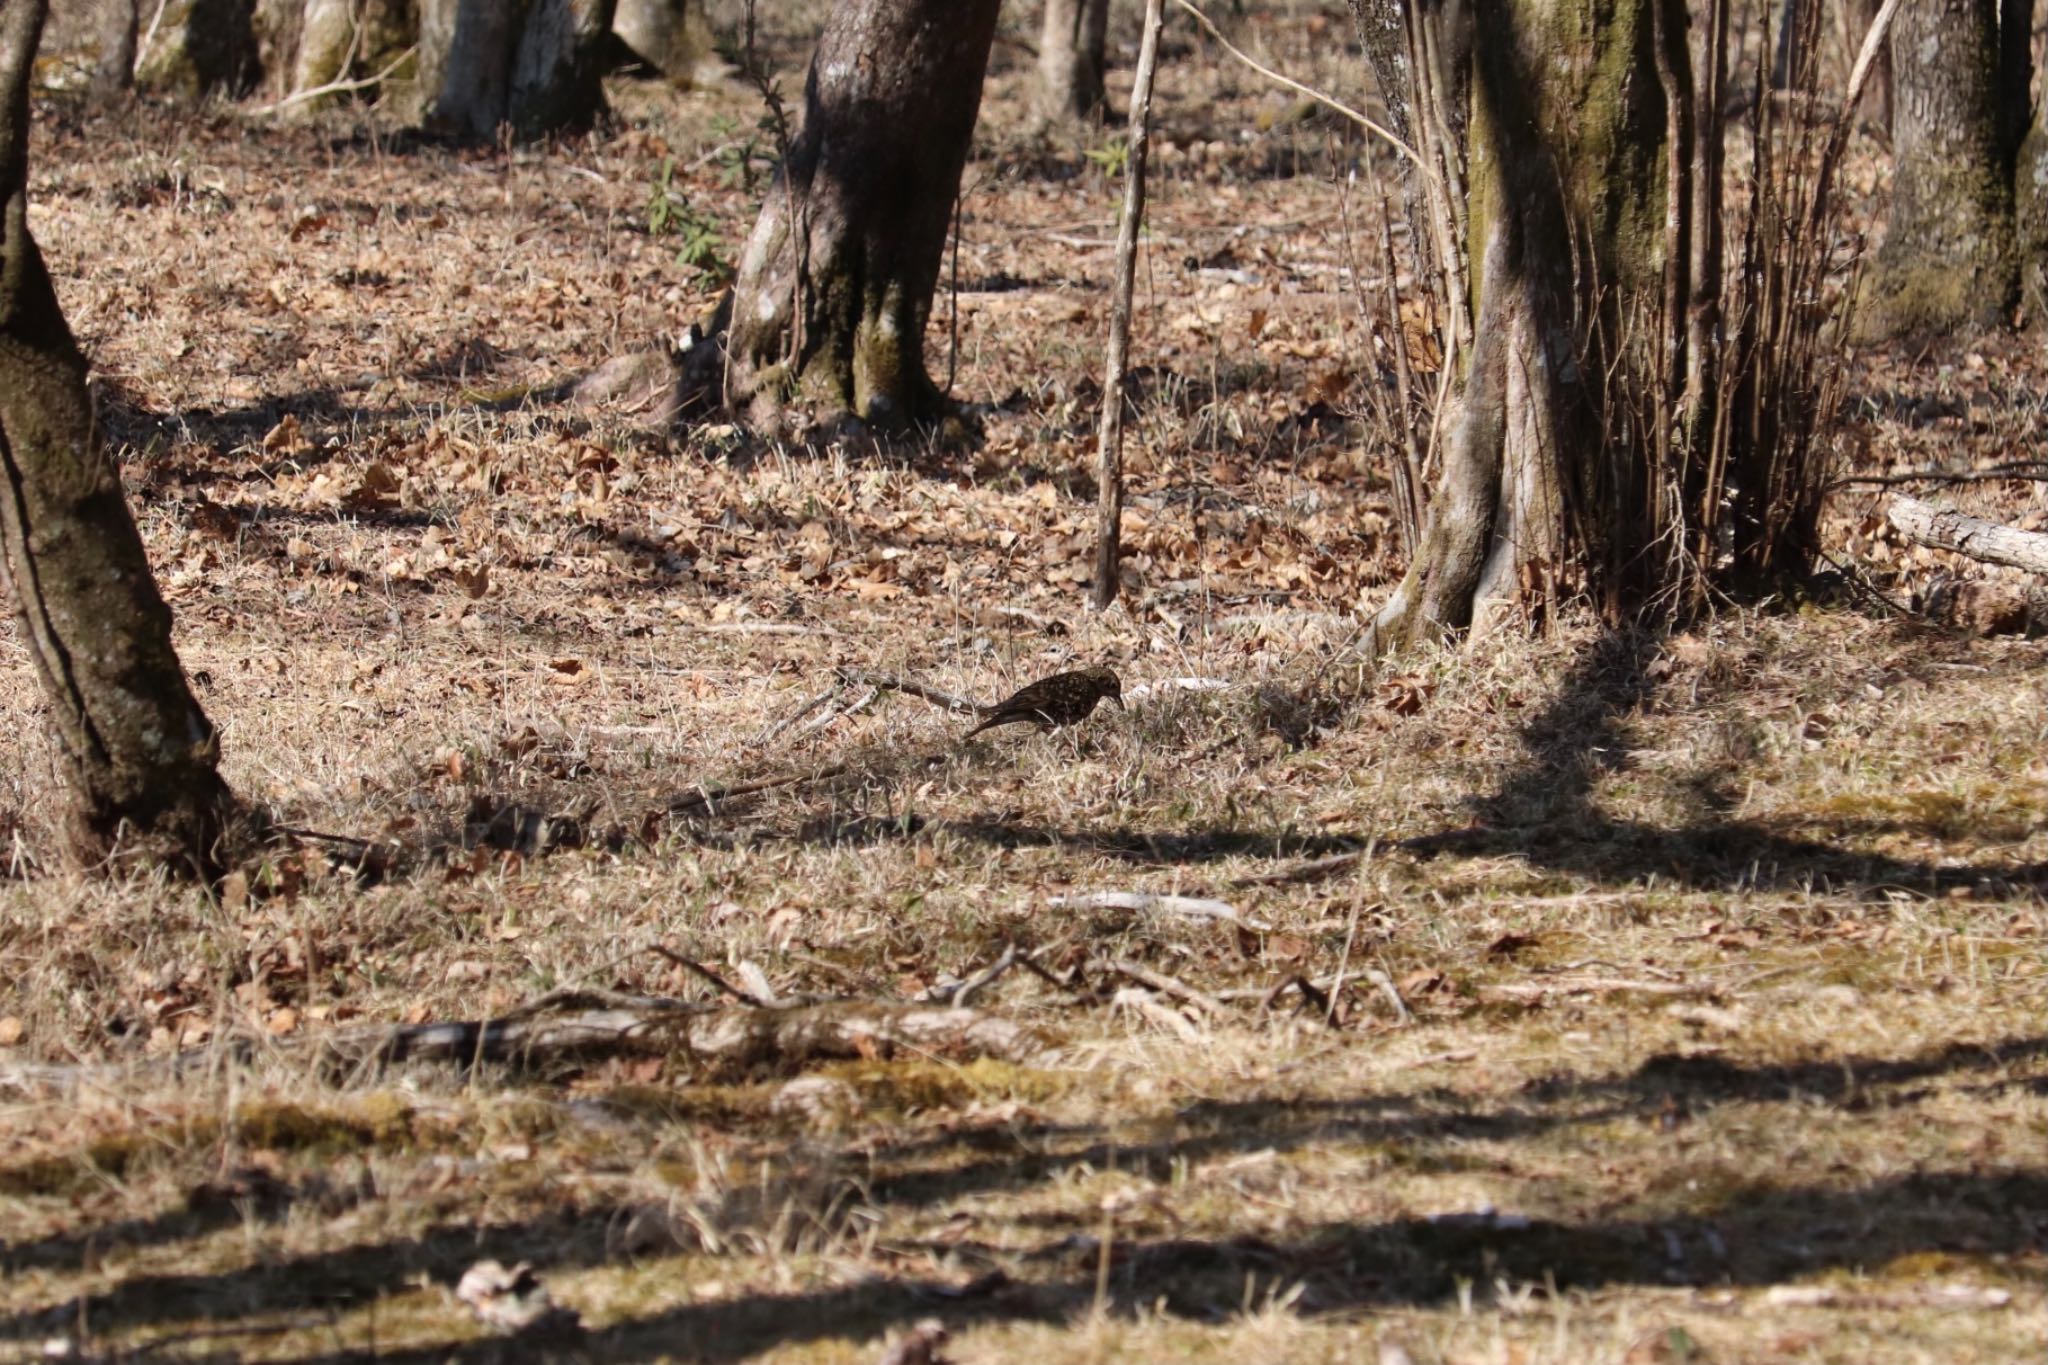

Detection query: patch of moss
xmin=820 ymin=1057 xmax=1071 ymax=1115
xmin=1815 ymin=785 xmax=2047 ymax=843
xmin=233 ymin=1093 xmax=422 ymax=1155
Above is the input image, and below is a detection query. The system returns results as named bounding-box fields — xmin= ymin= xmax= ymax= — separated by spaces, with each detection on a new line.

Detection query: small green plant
xmin=1085 ymin=136 xmax=1129 ymax=178
xmin=706 ymin=112 xmax=777 ymax=192
xmin=646 ymin=156 xmax=732 ymax=284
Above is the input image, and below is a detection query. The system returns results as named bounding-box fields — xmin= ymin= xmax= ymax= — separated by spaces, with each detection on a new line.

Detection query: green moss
xmin=1815 ymin=784 xmax=2047 ymax=843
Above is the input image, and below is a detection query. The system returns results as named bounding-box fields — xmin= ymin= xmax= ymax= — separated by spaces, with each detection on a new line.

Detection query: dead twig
xmin=789 ymin=686 xmax=879 ymax=743
xmin=834 ymin=667 xmax=980 ymax=715
xmin=950 ymin=943 xmax=1019 ymax=1008
xmin=1120 ymin=677 xmax=1232 ymax=703
xmin=649 ymin=944 xmax=767 ymax=1007
xmin=753 ymin=687 xmax=837 ymax=747
xmin=1106 ymin=958 xmax=1227 ymax=1017
xmin=663 ymin=763 xmax=849 ymax=817
xmin=257 ymin=44 xmax=418 ymax=116
xmin=1229 ymin=851 xmax=1367 ymax=888
xmin=1361 ymin=966 xmax=1413 ymax=1024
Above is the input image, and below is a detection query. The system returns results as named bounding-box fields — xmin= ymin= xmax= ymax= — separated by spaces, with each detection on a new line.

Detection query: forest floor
xmin=3 ymin=6 xmax=2046 ymax=1364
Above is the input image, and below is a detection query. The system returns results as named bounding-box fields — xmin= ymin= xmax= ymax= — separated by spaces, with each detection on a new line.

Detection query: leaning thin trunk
xmin=0 ymin=0 xmax=237 ymax=875
xmin=722 ymin=0 xmax=1002 ymax=428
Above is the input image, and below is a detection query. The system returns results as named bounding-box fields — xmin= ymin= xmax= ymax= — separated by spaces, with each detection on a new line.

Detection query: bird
xmin=966 ymin=665 xmax=1123 ymax=737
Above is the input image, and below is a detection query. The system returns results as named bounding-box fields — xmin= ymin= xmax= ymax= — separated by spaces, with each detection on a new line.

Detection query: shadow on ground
xmin=6 ymin=1025 xmax=2041 ymax=1359
xmin=1405 ymin=625 xmax=2048 ymax=896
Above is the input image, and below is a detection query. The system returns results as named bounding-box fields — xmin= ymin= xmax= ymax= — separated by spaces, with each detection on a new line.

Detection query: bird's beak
xmin=1109 ymin=694 xmax=1125 ymax=709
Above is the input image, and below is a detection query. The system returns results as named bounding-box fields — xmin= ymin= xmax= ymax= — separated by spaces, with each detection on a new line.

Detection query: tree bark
xmin=410 ymin=0 xmax=613 ymax=141
xmin=2019 ymin=87 xmax=2048 ymax=323
xmin=722 ymin=0 xmax=1003 ymax=429
xmin=508 ymin=0 xmax=619 ymax=140
xmin=0 ymin=0 xmax=238 ymax=876
xmin=1037 ymin=0 xmax=1111 ymax=124
xmin=1887 ymin=495 xmax=2048 ymax=575
xmin=613 ymin=0 xmax=715 ymax=85
xmin=93 ymin=0 xmax=137 ymax=93
xmin=1838 ymin=0 xmax=1891 ymax=134
xmin=134 ymin=0 xmax=263 ymax=97
xmin=1370 ymin=0 xmax=1674 ymax=646
xmin=1858 ymin=0 xmax=2014 ymax=338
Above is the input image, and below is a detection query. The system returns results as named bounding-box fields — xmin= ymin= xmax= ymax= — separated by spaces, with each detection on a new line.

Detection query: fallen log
xmin=1887 ymin=496 xmax=2048 ymax=576
xmin=0 ymin=995 xmax=1056 ymax=1098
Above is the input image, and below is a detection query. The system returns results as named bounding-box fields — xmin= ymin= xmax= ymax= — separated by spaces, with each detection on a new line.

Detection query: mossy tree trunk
xmin=1037 ymin=0 xmax=1111 ymax=123
xmin=1858 ymin=0 xmax=2016 ymax=337
xmin=1367 ymin=0 xmax=1677 ymax=646
xmin=0 ymin=0 xmax=237 ymax=876
xmin=723 ymin=0 xmax=1003 ymax=429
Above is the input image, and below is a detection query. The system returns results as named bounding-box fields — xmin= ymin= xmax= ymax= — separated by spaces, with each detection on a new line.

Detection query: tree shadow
xmin=12 ymin=1028 xmax=2039 ymax=1360
xmin=1404 ymin=625 xmax=2048 ymax=896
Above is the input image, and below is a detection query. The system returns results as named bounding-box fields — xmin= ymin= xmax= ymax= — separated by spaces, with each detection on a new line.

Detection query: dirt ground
xmin=2 ymin=5 xmax=2045 ymax=1364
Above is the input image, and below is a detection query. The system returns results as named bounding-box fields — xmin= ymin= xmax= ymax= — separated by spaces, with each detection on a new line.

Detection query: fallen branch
xmin=1888 ymin=495 xmax=2048 ymax=576
xmin=648 ymin=944 xmax=767 ymax=1006
xmin=752 ymin=687 xmax=837 ymax=747
xmin=1107 ymin=958 xmax=1228 ymax=1017
xmin=662 ymin=763 xmax=849 ymax=817
xmin=789 ymin=686 xmax=878 ymax=743
xmin=834 ymin=667 xmax=980 ymax=715
xmin=949 ymin=943 xmax=1018 ymax=1007
xmin=1480 ymin=976 xmax=1722 ymax=1003
xmin=1229 ymin=851 xmax=1368 ymax=887
xmin=2 ymin=996 xmax=1054 ymax=1097
xmin=1831 ymin=462 xmax=2048 ymax=490
xmin=1046 ymin=889 xmax=1273 ymax=932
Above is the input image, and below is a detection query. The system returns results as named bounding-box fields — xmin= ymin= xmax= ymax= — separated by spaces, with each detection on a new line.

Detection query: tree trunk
xmin=722 ymin=0 xmax=1003 ymax=429
xmin=1858 ymin=0 xmax=2014 ymax=338
xmin=2018 ymin=85 xmax=2048 ymax=322
xmin=93 ymin=0 xmax=137 ymax=93
xmin=1037 ymin=0 xmax=1111 ymax=123
xmin=613 ymin=0 xmax=716 ymax=85
xmin=1368 ymin=0 xmax=1674 ymax=647
xmin=263 ymin=0 xmax=415 ymax=107
xmin=134 ymin=0 xmax=263 ymax=96
xmin=0 ymin=0 xmax=237 ymax=876
xmin=410 ymin=0 xmax=612 ymax=141
xmin=508 ymin=0 xmax=618 ymax=139
xmin=1838 ymin=0 xmax=1891 ymax=135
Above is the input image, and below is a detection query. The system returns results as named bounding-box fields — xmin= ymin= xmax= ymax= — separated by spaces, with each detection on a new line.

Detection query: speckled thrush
xmin=966 ymin=665 xmax=1124 ymax=737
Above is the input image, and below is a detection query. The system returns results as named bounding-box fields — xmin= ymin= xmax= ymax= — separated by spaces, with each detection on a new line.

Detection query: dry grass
xmin=1 ymin=7 xmax=2045 ymax=1364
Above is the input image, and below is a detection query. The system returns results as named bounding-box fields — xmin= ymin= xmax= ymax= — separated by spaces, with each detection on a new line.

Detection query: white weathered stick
xmin=1046 ymin=889 xmax=1271 ymax=932
xmin=1120 ymin=677 xmax=1232 ymax=703
xmin=1888 ymin=496 xmax=2048 ymax=576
